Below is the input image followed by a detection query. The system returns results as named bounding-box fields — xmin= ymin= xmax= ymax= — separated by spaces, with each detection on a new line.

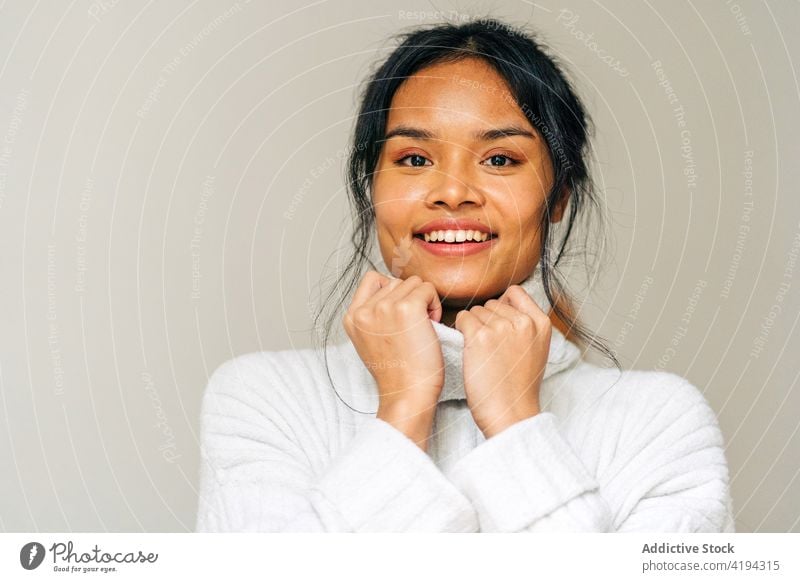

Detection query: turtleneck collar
xmin=432 ymin=264 xmax=582 ymax=403
xmin=333 ymin=265 xmax=583 ymax=408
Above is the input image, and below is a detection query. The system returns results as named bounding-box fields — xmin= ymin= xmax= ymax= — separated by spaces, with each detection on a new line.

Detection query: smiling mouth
xmin=413 ymin=231 xmax=498 ymax=244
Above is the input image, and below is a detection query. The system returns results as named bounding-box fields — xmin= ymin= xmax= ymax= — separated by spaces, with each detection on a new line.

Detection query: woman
xmin=195 ymin=19 xmax=734 ymax=533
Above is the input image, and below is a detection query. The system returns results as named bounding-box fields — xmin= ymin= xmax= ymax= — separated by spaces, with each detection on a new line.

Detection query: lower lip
xmin=413 ymin=235 xmax=497 ymax=257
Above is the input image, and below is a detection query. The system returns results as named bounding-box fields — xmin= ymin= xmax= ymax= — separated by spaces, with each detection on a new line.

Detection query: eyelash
xmin=482 ymin=154 xmax=521 ymax=167
xmin=394 ymin=153 xmax=432 ymax=167
xmin=393 ymin=153 xmax=522 ymax=167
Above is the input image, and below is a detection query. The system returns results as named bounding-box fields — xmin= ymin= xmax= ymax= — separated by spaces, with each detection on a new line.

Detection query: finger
xmin=350 ymin=270 xmax=393 ymax=309
xmin=483 ymin=300 xmax=538 ymax=367
xmin=470 ymin=304 xmax=517 ymax=340
xmin=466 ymin=305 xmax=495 ymax=326
xmin=372 ymin=275 xmax=443 ymax=323
xmin=499 ymin=284 xmax=548 ymax=323
xmin=381 ymin=275 xmax=424 ymax=302
xmin=404 ymin=280 xmax=443 ymax=323
xmin=454 ymin=309 xmax=481 ymax=336
xmin=484 ymin=299 xmax=533 ymax=330
xmin=361 ymin=274 xmax=405 ymax=309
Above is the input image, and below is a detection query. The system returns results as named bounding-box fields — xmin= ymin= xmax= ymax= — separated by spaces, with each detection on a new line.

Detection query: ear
xmin=550 ymin=185 xmax=570 ymax=223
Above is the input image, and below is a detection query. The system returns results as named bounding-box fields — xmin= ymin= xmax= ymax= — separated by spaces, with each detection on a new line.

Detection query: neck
xmin=440 ymin=308 xmax=459 ymax=328
xmin=438 ymin=288 xmax=523 ymax=328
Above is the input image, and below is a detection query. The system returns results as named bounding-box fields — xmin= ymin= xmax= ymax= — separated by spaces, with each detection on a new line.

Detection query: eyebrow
xmin=382 ymin=124 xmax=536 ymax=142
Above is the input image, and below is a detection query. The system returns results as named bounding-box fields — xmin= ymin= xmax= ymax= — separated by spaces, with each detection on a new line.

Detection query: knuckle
xmin=537 ymin=320 xmax=553 ymax=341
xmin=352 ymin=308 xmax=371 ymax=326
xmin=515 ymin=314 xmax=534 ymax=329
xmin=494 ymin=319 xmax=512 ymax=333
xmin=395 ymin=301 xmax=414 ymax=316
xmin=475 ymin=327 xmax=493 ymax=344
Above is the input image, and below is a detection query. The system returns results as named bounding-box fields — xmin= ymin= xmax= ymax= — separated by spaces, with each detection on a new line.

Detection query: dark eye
xmin=484 ymin=154 xmax=517 ymax=167
xmin=397 ymin=154 xmax=431 ymax=167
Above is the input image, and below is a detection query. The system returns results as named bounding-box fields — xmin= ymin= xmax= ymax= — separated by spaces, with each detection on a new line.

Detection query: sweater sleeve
xmin=446 ymin=377 xmax=735 ymax=533
xmin=195 ymin=355 xmax=479 ymax=532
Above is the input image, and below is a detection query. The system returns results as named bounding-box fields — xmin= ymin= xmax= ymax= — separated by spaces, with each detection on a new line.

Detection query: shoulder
xmin=560 ymin=364 xmax=733 ymax=532
xmin=200 ymin=347 xmax=329 ymax=422
xmin=554 ymin=361 xmax=723 ymax=442
xmin=563 ymin=360 xmax=714 ymax=411
xmin=206 ymin=347 xmax=315 ymax=386
xmin=619 ymin=368 xmax=720 ymax=428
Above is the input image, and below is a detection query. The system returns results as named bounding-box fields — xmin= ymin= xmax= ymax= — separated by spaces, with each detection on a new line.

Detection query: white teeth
xmin=421 ymin=229 xmax=491 ymax=243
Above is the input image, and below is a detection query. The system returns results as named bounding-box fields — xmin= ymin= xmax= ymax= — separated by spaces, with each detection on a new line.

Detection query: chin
xmin=434 ymin=280 xmax=501 ymax=304
xmin=401 ymin=264 xmax=503 ymax=297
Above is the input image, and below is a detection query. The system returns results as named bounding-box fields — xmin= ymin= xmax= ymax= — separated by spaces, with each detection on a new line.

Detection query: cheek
xmin=372 ymin=175 xmax=425 ymax=223
xmin=373 ymin=198 xmax=414 ymax=230
xmin=489 ymin=183 xmax=544 ymax=229
xmin=372 ymin=195 xmax=414 ymax=250
xmin=371 ymin=169 xmax=397 ymax=206
xmin=374 ymin=172 xmax=429 ymax=204
xmin=373 ymin=211 xmax=397 ymax=254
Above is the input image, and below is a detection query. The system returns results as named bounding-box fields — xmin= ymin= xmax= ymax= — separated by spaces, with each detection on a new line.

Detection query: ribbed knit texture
xmin=195 ymin=269 xmax=735 ymax=532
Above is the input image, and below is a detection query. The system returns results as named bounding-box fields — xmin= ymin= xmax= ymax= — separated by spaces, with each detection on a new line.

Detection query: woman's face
xmin=372 ymin=57 xmax=565 ymax=308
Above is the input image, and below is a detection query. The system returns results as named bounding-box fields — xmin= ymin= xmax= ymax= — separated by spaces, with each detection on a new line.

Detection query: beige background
xmin=0 ymin=0 xmax=797 ymax=532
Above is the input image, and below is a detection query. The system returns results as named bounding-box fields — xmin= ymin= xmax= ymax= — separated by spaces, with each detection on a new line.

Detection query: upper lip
xmin=413 ymin=218 xmax=496 ymax=236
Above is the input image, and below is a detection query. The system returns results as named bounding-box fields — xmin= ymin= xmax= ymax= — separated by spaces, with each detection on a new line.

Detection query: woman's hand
xmin=455 ymin=284 xmax=551 ymax=439
xmin=343 ymin=271 xmax=444 ymax=450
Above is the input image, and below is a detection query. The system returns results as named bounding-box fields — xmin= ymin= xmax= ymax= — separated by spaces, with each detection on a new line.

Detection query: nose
xmin=424 ymin=164 xmax=484 ymax=209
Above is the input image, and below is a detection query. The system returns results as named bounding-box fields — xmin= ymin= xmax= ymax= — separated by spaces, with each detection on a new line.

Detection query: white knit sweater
xmin=195 ymin=270 xmax=735 ymax=533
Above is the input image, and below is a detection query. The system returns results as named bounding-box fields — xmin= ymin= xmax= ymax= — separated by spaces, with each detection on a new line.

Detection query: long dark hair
xmin=312 ymin=18 xmax=621 ymax=413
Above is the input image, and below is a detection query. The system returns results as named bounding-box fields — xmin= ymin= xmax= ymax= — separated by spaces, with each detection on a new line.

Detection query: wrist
xmin=377 ymin=400 xmax=438 ymax=451
xmin=481 ymin=405 xmax=540 ymax=439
